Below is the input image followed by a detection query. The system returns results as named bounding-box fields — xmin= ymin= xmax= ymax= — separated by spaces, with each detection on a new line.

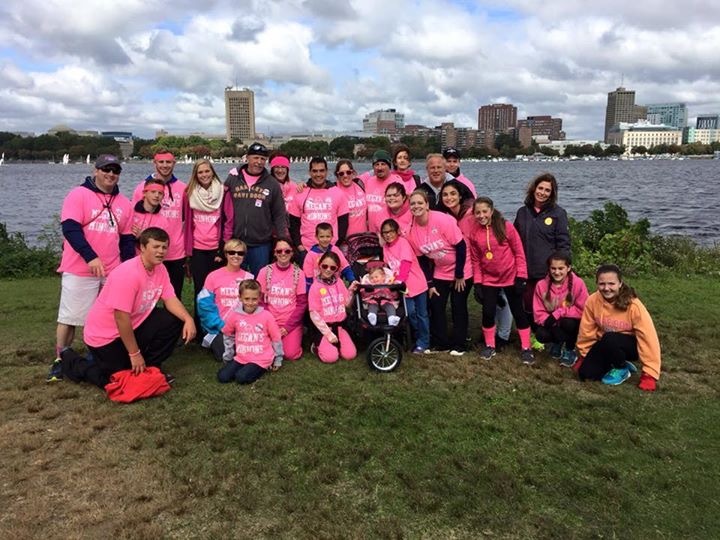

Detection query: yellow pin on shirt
xmin=486 ymin=252 xmax=493 ymax=260
xmin=545 ymin=217 xmax=553 ymax=225
xmin=320 ymin=287 xmax=327 ymax=295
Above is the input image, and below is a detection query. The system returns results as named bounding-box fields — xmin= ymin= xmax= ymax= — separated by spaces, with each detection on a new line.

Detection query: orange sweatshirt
xmin=576 ymin=292 xmax=661 ymax=380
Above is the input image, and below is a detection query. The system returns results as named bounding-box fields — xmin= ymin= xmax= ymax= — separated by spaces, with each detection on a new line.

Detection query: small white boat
xmin=62 ymin=153 xmax=70 ymax=165
xmin=86 ymin=154 xmax=90 ymax=165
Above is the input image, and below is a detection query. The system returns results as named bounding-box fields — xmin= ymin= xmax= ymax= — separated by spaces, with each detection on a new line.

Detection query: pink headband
xmin=154 ymin=152 xmax=175 ymax=161
xmin=144 ymin=185 xmax=164 ymax=193
xmin=270 ymin=156 xmax=290 ymax=169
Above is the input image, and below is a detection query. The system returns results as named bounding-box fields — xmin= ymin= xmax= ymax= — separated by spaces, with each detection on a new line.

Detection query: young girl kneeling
xmin=532 ymin=251 xmax=588 ymax=367
xmin=308 ymin=252 xmax=359 ymax=363
xmin=218 ymin=279 xmax=283 ymax=384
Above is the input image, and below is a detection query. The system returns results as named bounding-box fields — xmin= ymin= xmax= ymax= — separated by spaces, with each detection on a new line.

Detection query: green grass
xmin=1 ymin=275 xmax=719 ymax=538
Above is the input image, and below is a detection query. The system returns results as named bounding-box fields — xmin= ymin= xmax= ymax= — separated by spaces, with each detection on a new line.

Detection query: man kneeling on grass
xmin=53 ymin=227 xmax=196 ymax=388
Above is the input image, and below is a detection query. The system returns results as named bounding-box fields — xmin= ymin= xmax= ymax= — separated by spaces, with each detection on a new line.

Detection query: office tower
xmin=478 ymin=104 xmax=518 ymax=148
xmin=646 ymin=103 xmax=687 ymax=129
xmin=362 ymin=109 xmax=405 ymax=134
xmin=604 ymin=87 xmax=642 ymax=143
xmin=225 ymin=87 xmax=256 ymax=141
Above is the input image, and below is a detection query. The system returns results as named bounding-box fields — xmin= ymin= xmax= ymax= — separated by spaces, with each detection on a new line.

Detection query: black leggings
xmin=579 ymin=332 xmax=638 ymax=381
xmin=480 ymin=285 xmax=529 ymax=330
xmin=535 ymin=318 xmax=580 ymax=348
xmin=428 ymin=278 xmax=472 ymax=351
xmin=164 ymin=258 xmax=186 ymax=300
xmin=190 ymin=248 xmax=222 ymax=331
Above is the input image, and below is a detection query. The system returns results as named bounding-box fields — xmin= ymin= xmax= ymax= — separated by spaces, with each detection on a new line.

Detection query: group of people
xmin=47 ymin=143 xmax=661 ymax=397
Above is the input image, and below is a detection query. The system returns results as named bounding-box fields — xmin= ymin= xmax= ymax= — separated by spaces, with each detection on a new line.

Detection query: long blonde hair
xmin=186 ymin=158 xmax=221 ymax=196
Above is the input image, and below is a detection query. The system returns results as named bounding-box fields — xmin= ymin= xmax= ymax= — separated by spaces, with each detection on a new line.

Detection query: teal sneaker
xmin=548 ymin=342 xmax=563 ymax=359
xmin=602 ymin=367 xmax=631 ymax=386
xmin=625 ymin=361 xmax=638 ymax=374
xmin=530 ymin=334 xmax=545 ymax=352
xmin=46 ymin=358 xmax=63 ymax=383
xmin=559 ymin=348 xmax=578 ymax=368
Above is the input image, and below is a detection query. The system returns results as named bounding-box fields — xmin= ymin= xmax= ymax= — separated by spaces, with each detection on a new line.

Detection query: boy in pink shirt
xmin=302 ymin=223 xmax=356 ymax=291
xmin=49 ymin=154 xmax=134 ymax=382
xmin=131 ymin=179 xmax=170 ymax=252
xmin=56 ymin=227 xmax=196 ymax=389
xmin=131 ymin=150 xmax=187 ymax=298
xmin=218 ymin=279 xmax=284 ymax=384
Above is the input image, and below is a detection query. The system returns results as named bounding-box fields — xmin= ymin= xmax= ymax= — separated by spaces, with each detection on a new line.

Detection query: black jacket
xmin=513 ymin=203 xmax=571 ymax=280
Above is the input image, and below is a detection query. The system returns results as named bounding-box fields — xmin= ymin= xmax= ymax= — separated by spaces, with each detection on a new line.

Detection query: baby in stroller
xmin=360 ymin=265 xmax=401 ymax=327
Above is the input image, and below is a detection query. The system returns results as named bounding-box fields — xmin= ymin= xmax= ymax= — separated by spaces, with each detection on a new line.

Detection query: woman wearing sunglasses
xmin=256 ymin=239 xmax=307 ymax=362
xmin=308 ymin=252 xmax=359 ymax=363
xmin=196 ymin=238 xmax=254 ymax=361
xmin=334 ymin=159 xmax=368 ymax=236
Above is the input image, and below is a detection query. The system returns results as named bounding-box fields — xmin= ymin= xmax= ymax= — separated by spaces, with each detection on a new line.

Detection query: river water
xmin=0 ymin=159 xmax=718 ymax=245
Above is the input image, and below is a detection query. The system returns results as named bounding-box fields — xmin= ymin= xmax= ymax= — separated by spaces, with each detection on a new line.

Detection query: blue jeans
xmin=217 ymin=361 xmax=266 ymax=384
xmin=406 ymin=291 xmax=430 ymax=350
xmin=496 ymin=290 xmax=512 ymax=340
xmin=242 ymin=243 xmax=271 ymax=277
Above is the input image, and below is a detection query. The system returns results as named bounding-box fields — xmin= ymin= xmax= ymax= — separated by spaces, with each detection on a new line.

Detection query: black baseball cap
xmin=442 ymin=147 xmax=461 ymax=159
xmin=247 ymin=142 xmax=269 ymax=157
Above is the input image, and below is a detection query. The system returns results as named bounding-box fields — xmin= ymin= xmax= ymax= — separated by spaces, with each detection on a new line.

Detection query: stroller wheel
xmin=367 ymin=336 xmax=402 ymax=372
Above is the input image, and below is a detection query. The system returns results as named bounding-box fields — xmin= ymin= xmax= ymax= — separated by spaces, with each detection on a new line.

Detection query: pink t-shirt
xmin=58 ymin=186 xmax=132 ymax=277
xmin=308 ymin=279 xmax=350 ymax=324
xmin=279 ymin=179 xmax=298 ymax=210
xmin=336 ymin=182 xmax=367 ymax=236
xmin=363 ymin=173 xmax=407 ymax=222
xmin=257 ymin=263 xmax=305 ymax=326
xmin=132 ymin=178 xmax=187 ymax=261
xmin=368 ymin=203 xmax=413 ymax=236
xmin=406 ymin=211 xmax=472 ymax=281
xmin=84 ymin=257 xmax=175 ymax=347
xmin=383 ymin=236 xmax=428 ymax=297
xmin=131 ymin=209 xmax=170 ymax=254
xmin=222 ymin=307 xmax=281 ymax=368
xmin=202 ymin=267 xmax=254 ymax=320
xmin=302 ymin=245 xmax=351 ymax=281
xmin=190 ymin=207 xmax=222 ymax=250
xmin=288 ymin=186 xmax=349 ymax=249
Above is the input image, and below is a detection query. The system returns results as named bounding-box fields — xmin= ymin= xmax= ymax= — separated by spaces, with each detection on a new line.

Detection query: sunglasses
xmin=225 ymin=250 xmax=246 ymax=256
xmin=320 ymin=263 xmax=338 ymax=271
xmin=336 ymin=170 xmax=354 ymax=177
xmin=275 ymin=248 xmax=293 ymax=255
xmin=100 ymin=166 xmax=121 ymax=174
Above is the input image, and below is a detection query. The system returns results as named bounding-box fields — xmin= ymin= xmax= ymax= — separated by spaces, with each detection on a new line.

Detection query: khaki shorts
xmin=57 ymin=273 xmax=105 ymax=326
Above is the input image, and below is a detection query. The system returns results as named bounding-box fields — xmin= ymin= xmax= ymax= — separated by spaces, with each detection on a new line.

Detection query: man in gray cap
xmin=222 ymin=142 xmax=288 ymax=276
xmin=47 ymin=154 xmax=135 ymax=382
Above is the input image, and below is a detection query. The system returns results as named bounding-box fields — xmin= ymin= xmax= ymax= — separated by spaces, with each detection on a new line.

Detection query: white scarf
xmin=189 ymin=180 xmax=223 ymax=212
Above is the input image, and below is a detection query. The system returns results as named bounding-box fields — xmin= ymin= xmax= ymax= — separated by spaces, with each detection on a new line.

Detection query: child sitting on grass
xmin=302 ymin=222 xmax=356 ymax=290
xmin=532 ymin=251 xmax=588 ymax=367
xmin=218 ymin=279 xmax=283 ymax=385
xmin=360 ymin=265 xmax=401 ymax=326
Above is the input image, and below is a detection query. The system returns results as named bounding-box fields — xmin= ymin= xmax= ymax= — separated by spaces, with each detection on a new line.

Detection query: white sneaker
xmin=388 ymin=315 xmax=400 ymax=326
xmin=367 ymin=312 xmax=377 ymax=325
xmin=449 ymin=350 xmax=466 ymax=356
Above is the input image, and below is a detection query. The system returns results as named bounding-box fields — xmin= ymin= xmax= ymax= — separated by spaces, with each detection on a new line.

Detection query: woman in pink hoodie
xmin=468 ymin=197 xmax=535 ymax=364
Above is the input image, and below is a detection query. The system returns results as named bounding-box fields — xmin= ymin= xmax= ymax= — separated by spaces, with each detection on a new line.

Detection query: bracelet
xmin=128 ymin=350 xmax=142 ymax=357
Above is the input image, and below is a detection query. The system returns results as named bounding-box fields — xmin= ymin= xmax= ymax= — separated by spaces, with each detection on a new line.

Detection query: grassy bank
xmin=1 ymin=275 xmax=719 ymax=538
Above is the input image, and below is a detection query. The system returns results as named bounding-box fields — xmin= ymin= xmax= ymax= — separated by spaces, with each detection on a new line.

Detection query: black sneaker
xmin=479 ymin=346 xmax=496 ymax=360
xmin=521 ymin=348 xmax=536 ymax=365
xmin=495 ymin=337 xmax=510 ymax=352
xmin=164 ymin=372 xmax=176 ymax=385
xmin=46 ymin=358 xmax=63 ymax=383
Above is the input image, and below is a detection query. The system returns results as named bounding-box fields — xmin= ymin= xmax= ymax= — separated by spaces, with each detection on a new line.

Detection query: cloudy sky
xmin=2 ymin=0 xmax=719 ymax=140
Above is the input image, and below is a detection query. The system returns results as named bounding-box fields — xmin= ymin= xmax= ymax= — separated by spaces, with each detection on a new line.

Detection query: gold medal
xmin=544 ymin=217 xmax=553 ymax=226
xmin=486 ymin=252 xmax=493 ymax=260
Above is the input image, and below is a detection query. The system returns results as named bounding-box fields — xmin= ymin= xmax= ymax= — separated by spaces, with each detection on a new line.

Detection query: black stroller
xmin=341 ymin=232 xmax=408 ymax=372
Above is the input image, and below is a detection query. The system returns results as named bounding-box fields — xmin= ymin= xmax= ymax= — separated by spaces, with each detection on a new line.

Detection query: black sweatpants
xmin=164 ymin=258 xmax=186 ymax=300
xmin=63 ymin=308 xmax=183 ymax=388
xmin=428 ymin=278 xmax=472 ymax=351
xmin=578 ymin=332 xmax=638 ymax=381
xmin=480 ymin=284 xmax=529 ymax=330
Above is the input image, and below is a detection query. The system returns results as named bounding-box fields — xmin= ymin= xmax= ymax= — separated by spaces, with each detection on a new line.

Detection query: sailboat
xmin=86 ymin=154 xmax=90 ymax=165
xmin=0 ymin=152 xmax=4 ymax=166
xmin=62 ymin=153 xmax=70 ymax=165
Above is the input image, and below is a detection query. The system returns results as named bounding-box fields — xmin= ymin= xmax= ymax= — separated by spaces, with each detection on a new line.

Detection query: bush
xmin=0 ymin=222 xmax=60 ymax=278
xmin=569 ymin=202 xmax=720 ymax=277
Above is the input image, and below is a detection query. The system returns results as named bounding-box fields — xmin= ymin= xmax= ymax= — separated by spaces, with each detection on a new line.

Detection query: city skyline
xmin=1 ymin=1 xmax=720 ymax=140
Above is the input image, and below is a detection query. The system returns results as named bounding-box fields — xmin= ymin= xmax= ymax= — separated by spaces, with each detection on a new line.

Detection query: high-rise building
xmin=478 ymin=104 xmax=517 ymax=148
xmin=604 ymin=87 xmax=644 ymax=143
xmin=362 ymin=109 xmax=405 ymax=134
xmin=517 ymin=115 xmax=565 ymax=144
xmin=646 ymin=103 xmax=687 ymax=129
xmin=225 ymin=87 xmax=256 ymax=142
xmin=439 ymin=122 xmax=482 ymax=150
xmin=696 ymin=114 xmax=720 ymax=129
